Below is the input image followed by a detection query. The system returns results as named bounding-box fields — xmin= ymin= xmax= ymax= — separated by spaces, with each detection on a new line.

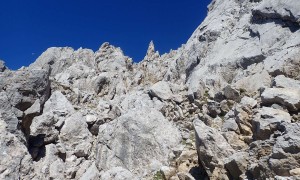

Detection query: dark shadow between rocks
xmin=28 ymin=134 xmax=46 ymax=161
xmin=189 ymin=165 xmax=209 ymax=180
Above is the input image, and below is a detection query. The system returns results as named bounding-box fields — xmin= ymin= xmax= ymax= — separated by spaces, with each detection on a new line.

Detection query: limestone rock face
xmin=96 ymin=107 xmax=181 ymax=178
xmin=253 ymin=0 xmax=300 ymax=28
xmin=0 ymin=121 xmax=29 ymax=180
xmin=1 ymin=0 xmax=300 ymax=179
xmin=4 ymin=68 xmax=50 ymax=110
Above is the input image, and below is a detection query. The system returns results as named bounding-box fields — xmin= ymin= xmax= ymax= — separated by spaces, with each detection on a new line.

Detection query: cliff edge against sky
xmin=1 ymin=0 xmax=300 ymax=179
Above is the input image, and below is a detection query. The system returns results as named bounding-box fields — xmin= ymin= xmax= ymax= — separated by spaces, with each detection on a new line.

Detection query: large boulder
xmin=193 ymin=119 xmax=235 ymax=179
xmin=269 ymin=122 xmax=300 ymax=176
xmin=149 ymin=81 xmax=173 ymax=100
xmin=273 ymin=75 xmax=300 ymax=89
xmin=59 ymin=112 xmax=93 ymax=158
xmin=95 ymin=107 xmax=181 ymax=177
xmin=261 ymin=88 xmax=300 ymax=112
xmin=43 ymin=91 xmax=75 ymax=116
xmin=253 ymin=107 xmax=291 ymax=140
xmin=5 ymin=68 xmax=50 ymax=111
xmin=30 ymin=91 xmax=75 ymax=145
xmin=234 ymin=69 xmax=272 ymax=93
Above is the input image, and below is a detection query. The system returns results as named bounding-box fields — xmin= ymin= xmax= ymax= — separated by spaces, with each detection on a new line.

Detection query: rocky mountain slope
xmin=1 ymin=0 xmax=300 ymax=179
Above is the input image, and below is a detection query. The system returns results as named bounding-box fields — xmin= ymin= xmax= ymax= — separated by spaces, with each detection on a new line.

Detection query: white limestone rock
xmin=95 ymin=42 xmax=132 ymax=73
xmin=193 ymin=119 xmax=235 ymax=178
xmin=30 ymin=113 xmax=59 ymax=143
xmin=269 ymin=122 xmax=300 ymax=176
xmin=149 ymin=81 xmax=173 ymax=100
xmin=24 ymin=99 xmax=41 ymax=116
xmin=273 ymin=75 xmax=300 ymax=89
xmin=0 ymin=120 xmax=30 ymax=180
xmin=144 ymin=41 xmax=160 ymax=61
xmin=59 ymin=112 xmax=92 ymax=158
xmin=253 ymin=0 xmax=300 ymax=26
xmin=100 ymin=167 xmax=136 ymax=180
xmin=43 ymin=91 xmax=75 ymax=116
xmin=240 ymin=96 xmax=258 ymax=108
xmin=1 ymin=0 xmax=300 ymax=179
xmin=253 ymin=107 xmax=292 ymax=140
xmin=96 ymin=107 xmax=181 ymax=177
xmin=79 ymin=163 xmax=100 ymax=180
xmin=261 ymin=88 xmax=300 ymax=112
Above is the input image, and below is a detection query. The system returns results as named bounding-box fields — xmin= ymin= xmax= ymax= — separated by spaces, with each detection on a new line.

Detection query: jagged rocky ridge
xmin=1 ymin=0 xmax=300 ymax=179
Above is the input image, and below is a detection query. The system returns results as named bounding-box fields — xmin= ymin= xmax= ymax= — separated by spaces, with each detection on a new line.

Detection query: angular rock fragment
xmin=225 ymin=152 xmax=249 ymax=179
xmin=273 ymin=75 xmax=300 ymax=89
xmin=223 ymin=85 xmax=241 ymax=102
xmin=269 ymin=122 xmax=300 ymax=176
xmin=261 ymin=88 xmax=300 ymax=112
xmin=253 ymin=107 xmax=291 ymax=140
xmin=194 ymin=119 xmax=235 ymax=178
xmin=149 ymin=81 xmax=173 ymax=100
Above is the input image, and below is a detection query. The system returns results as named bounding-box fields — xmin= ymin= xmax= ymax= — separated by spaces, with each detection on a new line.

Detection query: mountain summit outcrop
xmin=1 ymin=0 xmax=300 ymax=179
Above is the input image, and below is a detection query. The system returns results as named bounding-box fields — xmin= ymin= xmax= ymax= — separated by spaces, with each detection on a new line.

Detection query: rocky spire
xmin=144 ymin=40 xmax=160 ymax=61
xmin=0 ymin=60 xmax=7 ymax=72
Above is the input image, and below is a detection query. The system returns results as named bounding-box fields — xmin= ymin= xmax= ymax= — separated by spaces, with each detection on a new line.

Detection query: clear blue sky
xmin=0 ymin=0 xmax=211 ymax=70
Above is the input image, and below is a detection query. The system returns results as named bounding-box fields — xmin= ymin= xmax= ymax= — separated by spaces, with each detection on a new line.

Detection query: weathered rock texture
xmin=1 ymin=0 xmax=300 ymax=179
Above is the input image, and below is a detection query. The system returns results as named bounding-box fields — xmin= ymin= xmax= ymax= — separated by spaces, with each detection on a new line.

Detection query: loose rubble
xmin=1 ymin=0 xmax=300 ymax=179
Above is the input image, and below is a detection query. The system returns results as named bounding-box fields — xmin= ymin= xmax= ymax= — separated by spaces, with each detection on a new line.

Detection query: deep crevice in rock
xmin=28 ymin=134 xmax=47 ymax=161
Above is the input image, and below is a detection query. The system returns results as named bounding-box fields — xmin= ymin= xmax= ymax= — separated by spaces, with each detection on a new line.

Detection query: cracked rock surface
xmin=1 ymin=0 xmax=300 ymax=179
